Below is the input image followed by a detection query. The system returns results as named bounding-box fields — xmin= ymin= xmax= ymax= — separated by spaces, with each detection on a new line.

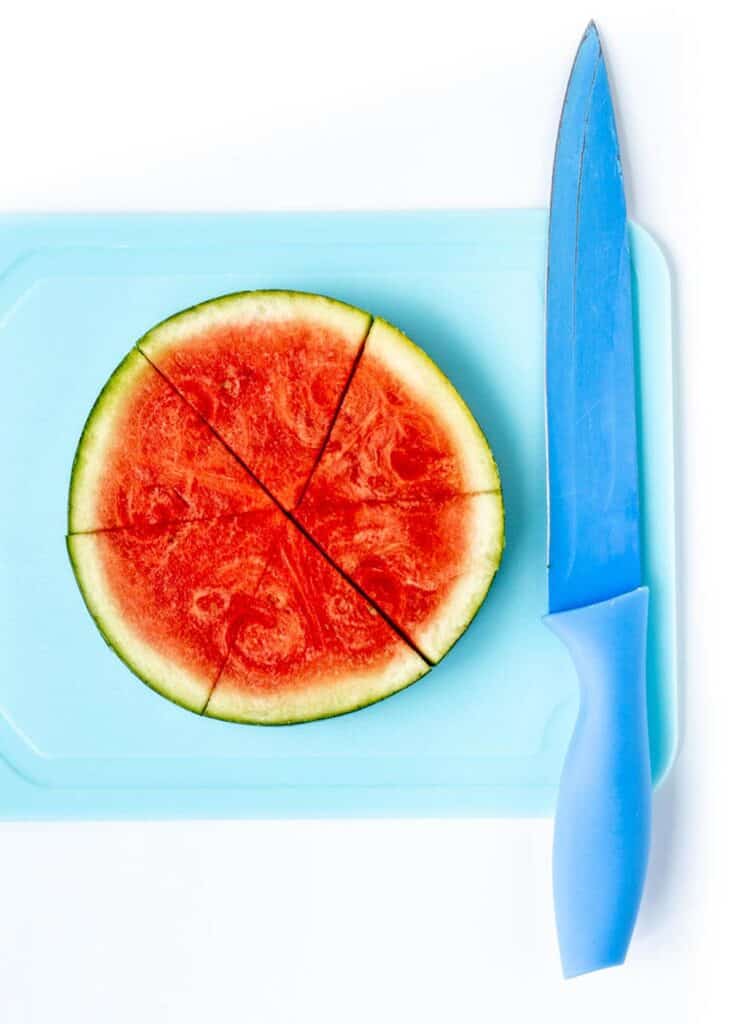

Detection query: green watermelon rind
xmin=66 ymin=533 xmax=214 ymax=715
xmin=68 ymin=349 xmax=153 ymax=534
xmin=137 ymin=288 xmax=373 ymax=366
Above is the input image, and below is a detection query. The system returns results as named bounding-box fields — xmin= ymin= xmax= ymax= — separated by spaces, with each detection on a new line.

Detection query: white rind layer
xmin=414 ymin=492 xmax=505 ymax=663
xmin=138 ymin=289 xmax=372 ymax=362
xmin=204 ymin=646 xmax=429 ymax=725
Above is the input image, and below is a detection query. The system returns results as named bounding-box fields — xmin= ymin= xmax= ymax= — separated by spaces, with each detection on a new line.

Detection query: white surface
xmin=1 ymin=2 xmax=733 ymax=1021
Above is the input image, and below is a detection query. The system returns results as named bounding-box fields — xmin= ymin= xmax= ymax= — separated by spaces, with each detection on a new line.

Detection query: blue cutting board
xmin=0 ymin=210 xmax=677 ymax=819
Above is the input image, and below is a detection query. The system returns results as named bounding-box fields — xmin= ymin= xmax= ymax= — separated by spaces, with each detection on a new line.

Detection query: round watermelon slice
xmin=68 ymin=291 xmax=504 ymax=724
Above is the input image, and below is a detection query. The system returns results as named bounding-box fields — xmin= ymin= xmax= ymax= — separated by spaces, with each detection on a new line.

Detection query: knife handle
xmin=544 ymin=587 xmax=651 ymax=978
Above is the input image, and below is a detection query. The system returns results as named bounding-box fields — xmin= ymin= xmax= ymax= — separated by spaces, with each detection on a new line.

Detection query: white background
xmin=1 ymin=1 xmax=734 ymax=1021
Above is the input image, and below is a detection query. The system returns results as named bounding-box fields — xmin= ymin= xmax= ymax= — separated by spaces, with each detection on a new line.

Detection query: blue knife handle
xmin=544 ymin=587 xmax=651 ymax=978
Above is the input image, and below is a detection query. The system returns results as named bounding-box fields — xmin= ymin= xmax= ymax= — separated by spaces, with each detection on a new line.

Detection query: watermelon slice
xmin=68 ymin=292 xmax=504 ymax=724
xmin=298 ymin=317 xmax=500 ymax=506
xmin=67 ymin=512 xmax=281 ymax=712
xmin=138 ymin=291 xmax=371 ymax=508
xmin=296 ymin=494 xmax=504 ymax=663
xmin=205 ymin=519 xmax=428 ymax=725
xmin=69 ymin=350 xmax=270 ymax=532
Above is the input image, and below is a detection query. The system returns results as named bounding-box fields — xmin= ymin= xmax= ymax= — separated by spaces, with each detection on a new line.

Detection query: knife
xmin=545 ymin=23 xmax=651 ymax=978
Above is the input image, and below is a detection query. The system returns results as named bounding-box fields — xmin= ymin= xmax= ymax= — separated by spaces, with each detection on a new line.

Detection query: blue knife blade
xmin=546 ymin=23 xmax=641 ymax=613
xmin=544 ymin=23 xmax=651 ymax=979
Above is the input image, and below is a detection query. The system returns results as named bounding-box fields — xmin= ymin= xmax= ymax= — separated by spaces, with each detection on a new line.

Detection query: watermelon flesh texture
xmin=296 ymin=494 xmax=504 ymax=663
xmin=69 ymin=350 xmax=270 ymax=533
xmin=68 ymin=292 xmax=504 ymax=723
xmin=205 ymin=518 xmax=428 ymax=724
xmin=67 ymin=511 xmax=281 ymax=712
xmin=138 ymin=292 xmax=371 ymax=509
xmin=299 ymin=318 xmax=500 ymax=507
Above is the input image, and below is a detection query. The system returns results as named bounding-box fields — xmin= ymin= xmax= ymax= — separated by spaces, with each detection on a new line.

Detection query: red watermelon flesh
xmin=68 ymin=292 xmax=504 ymax=724
xmin=138 ymin=293 xmax=371 ymax=508
xmin=299 ymin=318 xmax=500 ymax=507
xmin=69 ymin=351 xmax=270 ymax=533
xmin=67 ymin=511 xmax=281 ymax=712
xmin=296 ymin=494 xmax=504 ymax=663
xmin=205 ymin=518 xmax=428 ymax=724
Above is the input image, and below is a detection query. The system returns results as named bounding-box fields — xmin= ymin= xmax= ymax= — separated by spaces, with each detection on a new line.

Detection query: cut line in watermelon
xmin=296 ymin=493 xmax=505 ymax=664
xmin=69 ymin=350 xmax=271 ymax=533
xmin=68 ymin=290 xmax=504 ymax=724
xmin=295 ymin=317 xmax=501 ymax=509
xmin=204 ymin=517 xmax=429 ymax=725
xmin=67 ymin=511 xmax=282 ymax=712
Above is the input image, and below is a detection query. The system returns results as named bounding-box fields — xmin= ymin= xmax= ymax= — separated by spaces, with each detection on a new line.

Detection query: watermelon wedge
xmin=205 ymin=519 xmax=429 ymax=724
xmin=138 ymin=291 xmax=371 ymax=508
xmin=68 ymin=291 xmax=504 ymax=724
xmin=298 ymin=317 xmax=501 ymax=506
xmin=69 ymin=350 xmax=270 ymax=533
xmin=67 ymin=512 xmax=281 ymax=712
xmin=296 ymin=494 xmax=504 ymax=664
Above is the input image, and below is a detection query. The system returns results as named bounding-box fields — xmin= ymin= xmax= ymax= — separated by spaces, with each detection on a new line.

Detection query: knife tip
xmin=583 ymin=19 xmax=601 ymax=47
xmin=572 ymin=20 xmax=602 ymax=68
